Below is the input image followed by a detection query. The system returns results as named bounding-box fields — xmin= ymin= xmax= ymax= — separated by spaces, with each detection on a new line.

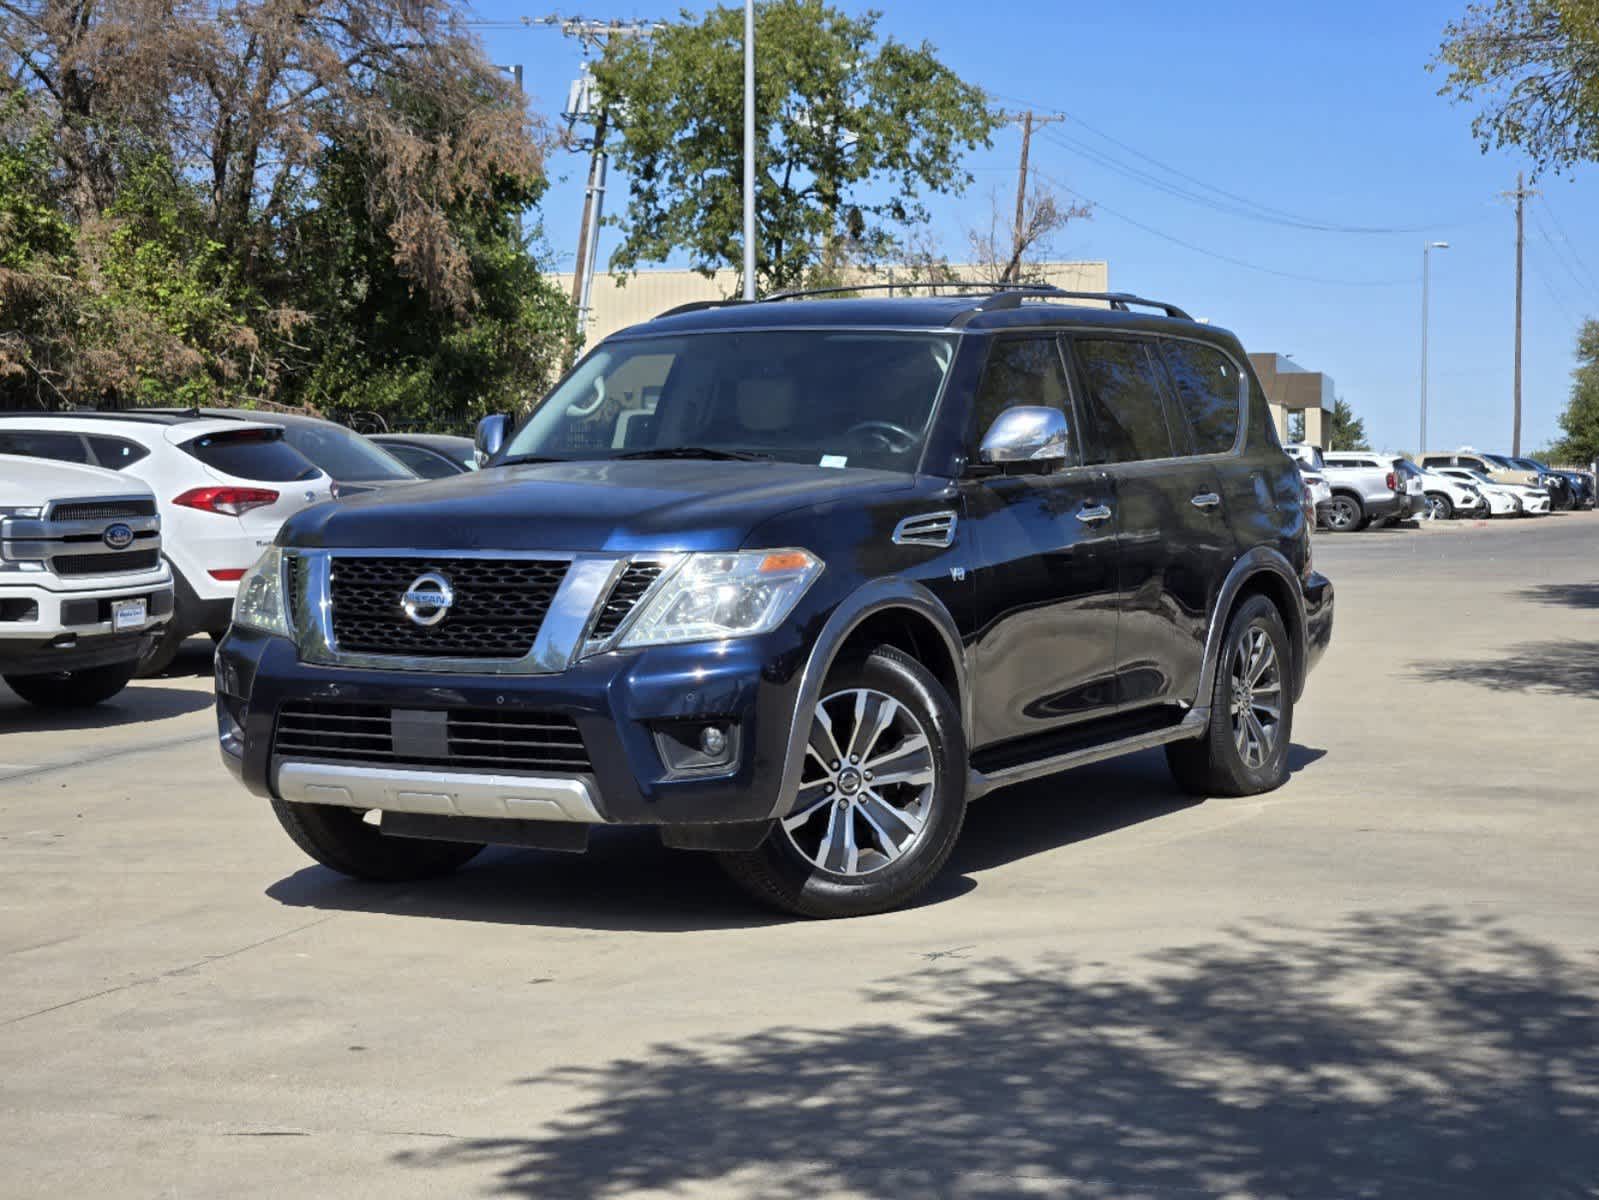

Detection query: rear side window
xmin=86 ymin=435 xmax=150 ymax=470
xmin=0 ymin=430 xmax=90 ymax=463
xmin=1160 ymin=340 xmax=1241 ymax=455
xmin=181 ymin=428 xmax=321 ymax=482
xmin=969 ymin=336 xmax=1073 ymax=449
xmin=1072 ymin=339 xmax=1175 ymax=464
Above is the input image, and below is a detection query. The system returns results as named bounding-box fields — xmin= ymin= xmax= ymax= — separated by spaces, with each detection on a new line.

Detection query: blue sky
xmin=470 ymin=0 xmax=1599 ymax=455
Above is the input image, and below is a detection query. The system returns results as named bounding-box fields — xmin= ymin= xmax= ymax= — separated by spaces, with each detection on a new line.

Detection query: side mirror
xmin=979 ymin=406 xmax=1071 ymax=467
xmin=474 ymin=413 xmax=510 ymax=467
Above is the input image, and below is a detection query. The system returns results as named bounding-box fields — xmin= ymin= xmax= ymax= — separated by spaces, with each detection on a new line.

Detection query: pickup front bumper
xmin=0 ymin=576 xmax=174 ymax=674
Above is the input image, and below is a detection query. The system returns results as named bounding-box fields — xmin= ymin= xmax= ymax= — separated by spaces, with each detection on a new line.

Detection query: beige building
xmin=554 ymin=261 xmax=1112 ymax=347
xmin=1248 ymin=353 xmax=1334 ymax=446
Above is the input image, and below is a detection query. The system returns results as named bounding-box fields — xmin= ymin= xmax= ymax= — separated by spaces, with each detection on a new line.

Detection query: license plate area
xmin=112 ymin=598 xmax=147 ymax=631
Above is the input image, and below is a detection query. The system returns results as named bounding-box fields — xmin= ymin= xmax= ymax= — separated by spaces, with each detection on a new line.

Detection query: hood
xmin=0 ymin=453 xmax=148 ymax=502
xmin=282 ymin=459 xmax=915 ymax=553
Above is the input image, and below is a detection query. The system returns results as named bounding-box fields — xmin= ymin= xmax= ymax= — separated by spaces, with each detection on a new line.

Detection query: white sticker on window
xmin=820 ymin=455 xmax=848 ymax=469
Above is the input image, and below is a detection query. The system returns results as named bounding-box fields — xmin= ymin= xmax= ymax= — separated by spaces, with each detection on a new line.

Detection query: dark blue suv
xmin=216 ymin=285 xmax=1333 ymax=917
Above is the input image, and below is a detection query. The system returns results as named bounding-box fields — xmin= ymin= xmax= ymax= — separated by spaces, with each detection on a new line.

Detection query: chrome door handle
xmin=1190 ymin=492 xmax=1221 ymax=510
xmin=1076 ymin=504 xmax=1113 ymax=524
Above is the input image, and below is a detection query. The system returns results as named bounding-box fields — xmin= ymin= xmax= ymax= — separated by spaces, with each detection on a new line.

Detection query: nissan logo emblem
xmin=102 ymin=523 xmax=135 ymax=550
xmin=401 ymin=571 xmax=454 ymax=627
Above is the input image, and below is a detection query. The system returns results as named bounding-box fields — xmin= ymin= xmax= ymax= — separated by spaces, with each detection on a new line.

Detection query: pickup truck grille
xmin=48 ymin=499 xmax=158 ymax=523
xmin=54 ymin=549 xmax=161 ymax=576
xmin=273 ymin=701 xmax=591 ymax=774
xmin=327 ymin=555 xmax=568 ymax=659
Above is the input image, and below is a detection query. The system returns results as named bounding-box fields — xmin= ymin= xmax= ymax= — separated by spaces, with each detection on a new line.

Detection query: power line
xmin=1529 ymin=206 xmax=1594 ymax=303
xmin=1028 ymin=165 xmax=1417 ymax=288
xmin=1536 ymin=195 xmax=1599 ymax=297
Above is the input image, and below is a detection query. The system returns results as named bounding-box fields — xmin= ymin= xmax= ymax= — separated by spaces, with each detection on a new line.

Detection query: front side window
xmin=968 ymin=336 xmax=1073 ymax=451
xmin=0 ymin=429 xmax=90 ymax=463
xmin=1161 ymin=340 xmax=1241 ymax=455
xmin=500 ymin=331 xmax=958 ymax=473
xmin=1073 ymin=338 xmax=1175 ymax=464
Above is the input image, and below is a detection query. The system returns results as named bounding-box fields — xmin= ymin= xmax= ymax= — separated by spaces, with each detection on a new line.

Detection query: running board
xmin=968 ymin=707 xmax=1209 ymax=799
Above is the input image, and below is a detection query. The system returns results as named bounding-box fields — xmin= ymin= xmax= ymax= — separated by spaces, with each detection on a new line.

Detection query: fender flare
xmin=768 ymin=578 xmax=969 ymax=820
xmin=1197 ymin=547 xmax=1310 ymax=705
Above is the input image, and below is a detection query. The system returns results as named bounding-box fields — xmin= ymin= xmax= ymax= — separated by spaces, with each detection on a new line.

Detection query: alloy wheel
xmin=1326 ymin=497 xmax=1357 ymax=530
xmin=1228 ymin=625 xmax=1282 ymax=770
xmin=782 ymin=687 xmax=936 ymax=877
xmin=1424 ymin=495 xmax=1446 ymax=521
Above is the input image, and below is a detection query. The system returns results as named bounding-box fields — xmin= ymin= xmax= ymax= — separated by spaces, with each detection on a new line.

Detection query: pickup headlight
xmin=618 ymin=549 xmax=822 ymax=649
xmin=232 ymin=546 xmax=291 ymax=636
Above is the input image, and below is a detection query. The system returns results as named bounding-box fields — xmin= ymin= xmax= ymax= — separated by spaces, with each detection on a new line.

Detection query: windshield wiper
xmin=616 ymin=446 xmax=772 ymax=462
xmin=496 ymin=453 xmax=566 ymax=466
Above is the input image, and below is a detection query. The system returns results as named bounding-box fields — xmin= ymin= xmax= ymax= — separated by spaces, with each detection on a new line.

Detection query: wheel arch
xmin=1198 ymin=550 xmax=1309 ymax=707
xmin=769 ymin=579 xmax=969 ymax=820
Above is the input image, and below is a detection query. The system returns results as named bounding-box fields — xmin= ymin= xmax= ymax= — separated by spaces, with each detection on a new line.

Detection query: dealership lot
xmin=3 ymin=516 xmax=1598 ymax=1197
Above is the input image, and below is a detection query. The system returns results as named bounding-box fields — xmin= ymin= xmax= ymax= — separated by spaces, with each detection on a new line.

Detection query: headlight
xmin=232 ymin=546 xmax=291 ymax=636
xmin=617 ymin=549 xmax=822 ymax=649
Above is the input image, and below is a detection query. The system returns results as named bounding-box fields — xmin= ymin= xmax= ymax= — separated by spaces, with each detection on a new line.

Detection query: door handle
xmin=1076 ymin=503 xmax=1113 ymax=524
xmin=1190 ymin=492 xmax=1221 ymax=510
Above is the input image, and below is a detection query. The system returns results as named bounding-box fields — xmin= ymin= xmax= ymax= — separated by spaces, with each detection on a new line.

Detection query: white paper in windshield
xmin=820 ymin=455 xmax=848 ymax=469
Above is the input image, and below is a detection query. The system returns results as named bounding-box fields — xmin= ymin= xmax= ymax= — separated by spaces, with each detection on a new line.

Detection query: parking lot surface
xmin=4 ymin=514 xmax=1598 ymax=1198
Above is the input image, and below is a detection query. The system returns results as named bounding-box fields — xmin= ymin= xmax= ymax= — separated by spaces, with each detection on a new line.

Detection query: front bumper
xmin=0 ymin=576 xmax=174 ymax=674
xmin=216 ymin=624 xmax=810 ymax=829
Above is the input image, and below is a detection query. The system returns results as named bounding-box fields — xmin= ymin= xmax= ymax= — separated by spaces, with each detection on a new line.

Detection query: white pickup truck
xmin=1 ymin=455 xmax=175 ymax=707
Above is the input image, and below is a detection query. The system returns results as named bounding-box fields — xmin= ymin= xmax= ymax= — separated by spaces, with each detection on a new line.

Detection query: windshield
xmin=1482 ymin=453 xmax=1517 ymax=470
xmin=499 ymin=330 xmax=959 ymax=472
xmin=279 ymin=422 xmax=417 ymax=482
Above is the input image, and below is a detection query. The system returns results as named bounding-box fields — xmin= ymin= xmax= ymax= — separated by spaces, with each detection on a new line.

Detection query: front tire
xmin=270 ymin=799 xmax=483 ymax=882
xmin=4 ymin=659 xmax=139 ymax=708
xmin=1166 ymin=594 xmax=1294 ymax=797
xmin=718 ymin=647 xmax=967 ymax=918
xmin=1424 ymin=492 xmax=1453 ymax=520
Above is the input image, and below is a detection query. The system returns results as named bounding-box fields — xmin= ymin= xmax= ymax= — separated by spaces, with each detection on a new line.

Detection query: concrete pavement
xmin=3 ymin=514 xmax=1597 ymax=1198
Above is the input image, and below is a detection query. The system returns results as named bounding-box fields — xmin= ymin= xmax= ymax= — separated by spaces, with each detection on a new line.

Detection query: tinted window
xmin=1420 ymin=455 xmax=1451 ymax=468
xmin=278 ymin=423 xmax=416 ymax=482
xmin=1161 ymin=341 xmax=1241 ymax=455
xmin=86 ymin=435 xmax=150 ymax=470
xmin=970 ymin=337 xmax=1072 ymax=448
xmin=1073 ymin=339 xmax=1175 ymax=464
xmin=388 ymin=444 xmax=463 ymax=479
xmin=181 ymin=428 xmax=321 ymax=482
xmin=0 ymin=430 xmax=90 ymax=463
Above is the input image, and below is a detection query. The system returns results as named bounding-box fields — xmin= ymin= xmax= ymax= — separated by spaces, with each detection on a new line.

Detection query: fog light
xmin=654 ymin=719 xmax=740 ymax=775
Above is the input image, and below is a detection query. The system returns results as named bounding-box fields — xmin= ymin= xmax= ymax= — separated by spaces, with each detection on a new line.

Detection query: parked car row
xmin=0 ymin=408 xmax=444 ymax=682
xmin=1285 ymin=443 xmax=1593 ymax=531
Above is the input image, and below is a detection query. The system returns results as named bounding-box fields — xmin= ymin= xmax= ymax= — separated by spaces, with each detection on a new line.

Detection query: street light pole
xmin=742 ymin=0 xmax=756 ymax=300
xmin=1419 ymin=241 xmax=1449 ymax=454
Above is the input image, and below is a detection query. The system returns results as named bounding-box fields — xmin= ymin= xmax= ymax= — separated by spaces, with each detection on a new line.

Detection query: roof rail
xmin=653 ymin=298 xmax=749 ymax=319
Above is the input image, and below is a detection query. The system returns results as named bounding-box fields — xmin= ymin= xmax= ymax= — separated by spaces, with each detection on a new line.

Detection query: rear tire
xmin=3 ymin=659 xmax=139 ymax=708
xmin=1166 ymin=594 xmax=1294 ymax=798
xmin=718 ymin=646 xmax=967 ymax=918
xmin=270 ymin=800 xmax=483 ymax=882
xmin=1323 ymin=493 xmax=1363 ymax=532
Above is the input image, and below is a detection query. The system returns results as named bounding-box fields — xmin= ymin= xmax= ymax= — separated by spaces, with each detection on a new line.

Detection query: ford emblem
xmin=102 ymin=523 xmax=135 ymax=550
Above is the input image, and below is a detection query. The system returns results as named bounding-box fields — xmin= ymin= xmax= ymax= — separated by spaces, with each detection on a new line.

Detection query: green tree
xmin=1549 ymin=318 xmax=1599 ymax=464
xmin=1432 ymin=0 xmax=1599 ymax=176
xmin=592 ymin=0 xmax=995 ymax=293
xmin=1326 ymin=397 xmax=1371 ymax=451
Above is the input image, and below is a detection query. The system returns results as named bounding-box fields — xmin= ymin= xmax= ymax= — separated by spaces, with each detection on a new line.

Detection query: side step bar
xmin=968 ymin=707 xmax=1209 ymax=799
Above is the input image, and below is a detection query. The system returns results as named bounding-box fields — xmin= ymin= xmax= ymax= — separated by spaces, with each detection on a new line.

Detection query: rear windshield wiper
xmin=615 ymin=446 xmax=772 ymax=462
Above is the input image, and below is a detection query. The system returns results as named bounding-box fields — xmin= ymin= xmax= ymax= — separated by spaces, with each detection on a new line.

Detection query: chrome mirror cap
xmin=979 ymin=406 xmax=1070 ymax=465
xmin=474 ymin=414 xmax=511 ymax=467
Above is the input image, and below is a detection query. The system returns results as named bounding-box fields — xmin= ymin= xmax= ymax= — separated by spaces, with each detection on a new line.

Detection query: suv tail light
xmin=172 ymin=486 xmax=279 ymax=516
xmin=1385 ymin=471 xmax=1397 ymax=491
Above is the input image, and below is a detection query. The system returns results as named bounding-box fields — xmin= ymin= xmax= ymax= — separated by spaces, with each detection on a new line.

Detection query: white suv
xmin=0 ymin=415 xmax=333 ymax=672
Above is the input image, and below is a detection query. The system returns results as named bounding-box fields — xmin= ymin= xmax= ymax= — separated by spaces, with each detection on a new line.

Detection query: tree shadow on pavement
xmin=393 ymin=909 xmax=1599 ymax=1198
xmin=1517 ymin=583 xmax=1599 ymax=610
xmin=1410 ymin=641 xmax=1599 ymax=699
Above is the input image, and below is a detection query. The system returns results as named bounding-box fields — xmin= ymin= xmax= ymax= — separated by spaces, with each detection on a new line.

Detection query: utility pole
xmin=742 ymin=0 xmax=756 ymax=300
xmin=560 ymin=19 xmax=663 ymax=340
xmin=999 ymin=110 xmax=1064 ymax=283
xmin=1502 ymin=172 xmax=1539 ymax=456
xmin=1420 ymin=241 xmax=1449 ymax=454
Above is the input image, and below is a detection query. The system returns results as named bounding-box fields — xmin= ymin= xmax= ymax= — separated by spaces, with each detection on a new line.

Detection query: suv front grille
xmin=273 ymin=701 xmax=591 ymax=774
xmin=54 ymin=549 xmax=161 ymax=576
xmin=328 ymin=556 xmax=568 ymax=659
xmin=48 ymin=499 xmax=158 ymax=523
xmin=588 ymin=561 xmax=666 ymax=640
